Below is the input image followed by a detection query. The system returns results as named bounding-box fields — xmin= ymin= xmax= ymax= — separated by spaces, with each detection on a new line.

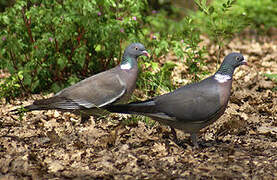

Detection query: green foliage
xmin=174 ymin=17 xmax=206 ymax=81
xmin=0 ymin=71 xmax=24 ymax=102
xmin=264 ymin=73 xmax=277 ymax=91
xmin=139 ymin=10 xmax=206 ymax=87
xmin=192 ymin=0 xmax=248 ymax=64
xmin=0 ymin=0 xmax=147 ymax=97
xmin=193 ymin=0 xmax=247 ymax=43
xmin=264 ymin=74 xmax=277 ymax=81
xmin=192 ymin=0 xmax=277 ymax=38
xmin=138 ymin=61 xmax=176 ymax=97
xmin=121 ymin=115 xmax=156 ymax=127
xmin=0 ymin=0 xmax=16 ymax=12
xmin=0 ymin=0 xmax=206 ymax=99
xmin=236 ymin=0 xmax=277 ymax=32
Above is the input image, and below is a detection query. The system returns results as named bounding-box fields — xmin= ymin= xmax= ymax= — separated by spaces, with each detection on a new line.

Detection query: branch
xmin=68 ymin=27 xmax=85 ymax=63
xmin=21 ymin=8 xmax=34 ymax=44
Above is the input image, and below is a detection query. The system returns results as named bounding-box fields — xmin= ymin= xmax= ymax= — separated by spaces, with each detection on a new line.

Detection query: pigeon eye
xmin=135 ymin=47 xmax=138 ymax=50
xmin=236 ymin=56 xmax=240 ymax=61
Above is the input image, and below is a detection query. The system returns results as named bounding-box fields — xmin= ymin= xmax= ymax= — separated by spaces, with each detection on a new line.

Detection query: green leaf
xmin=208 ymin=6 xmax=214 ymax=14
xmin=264 ymin=73 xmax=277 ymax=81
xmin=17 ymin=71 xmax=24 ymax=80
xmin=57 ymin=56 xmax=67 ymax=69
xmin=151 ymin=62 xmax=159 ymax=71
xmin=51 ymin=82 xmax=61 ymax=93
xmin=23 ymin=73 xmax=32 ymax=86
xmin=95 ymin=44 xmax=101 ymax=52
xmin=2 ymin=15 xmax=10 ymax=24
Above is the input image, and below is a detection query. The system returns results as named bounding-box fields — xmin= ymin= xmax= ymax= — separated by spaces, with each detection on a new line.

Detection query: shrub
xmin=1 ymin=0 xmax=206 ymax=100
xmin=140 ymin=10 xmax=206 ymax=90
xmin=192 ymin=0 xmax=277 ymax=39
xmin=191 ymin=0 xmax=248 ymax=64
xmin=193 ymin=0 xmax=248 ymax=40
xmin=0 ymin=0 xmax=147 ymax=97
xmin=0 ymin=71 xmax=23 ymax=102
xmin=137 ymin=60 xmax=177 ymax=97
xmin=236 ymin=0 xmax=277 ymax=32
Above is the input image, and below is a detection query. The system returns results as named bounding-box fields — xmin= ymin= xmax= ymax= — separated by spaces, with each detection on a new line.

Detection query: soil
xmin=1 ymin=34 xmax=277 ymax=179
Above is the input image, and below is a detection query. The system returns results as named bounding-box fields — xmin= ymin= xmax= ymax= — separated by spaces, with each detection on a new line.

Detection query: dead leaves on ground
xmin=1 ymin=34 xmax=277 ymax=179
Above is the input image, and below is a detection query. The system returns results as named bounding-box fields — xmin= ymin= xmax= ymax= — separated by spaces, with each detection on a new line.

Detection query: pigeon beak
xmin=241 ymin=59 xmax=248 ymax=66
xmin=142 ymin=50 xmax=150 ymax=58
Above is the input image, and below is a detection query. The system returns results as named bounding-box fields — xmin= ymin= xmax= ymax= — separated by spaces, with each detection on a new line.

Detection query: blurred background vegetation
xmin=0 ymin=0 xmax=276 ymax=102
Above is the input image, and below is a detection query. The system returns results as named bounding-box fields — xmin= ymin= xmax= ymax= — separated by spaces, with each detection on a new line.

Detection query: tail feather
xmin=106 ymin=99 xmax=158 ymax=115
xmin=11 ymin=96 xmax=69 ymax=114
xmin=33 ymin=96 xmax=63 ymax=106
xmin=10 ymin=102 xmax=55 ymax=114
xmin=24 ymin=104 xmax=53 ymax=111
xmin=24 ymin=96 xmax=64 ymax=111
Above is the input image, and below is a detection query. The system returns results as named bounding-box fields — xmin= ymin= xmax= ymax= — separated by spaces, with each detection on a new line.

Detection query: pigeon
xmin=14 ymin=43 xmax=149 ymax=122
xmin=106 ymin=53 xmax=247 ymax=147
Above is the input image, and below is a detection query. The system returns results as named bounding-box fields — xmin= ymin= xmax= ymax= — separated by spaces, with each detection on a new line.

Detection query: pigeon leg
xmin=80 ymin=113 xmax=90 ymax=124
xmin=190 ymin=133 xmax=199 ymax=148
xmin=170 ymin=126 xmax=178 ymax=142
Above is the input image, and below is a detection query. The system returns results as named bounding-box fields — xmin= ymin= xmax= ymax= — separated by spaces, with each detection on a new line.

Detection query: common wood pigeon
xmin=106 ymin=52 xmax=247 ymax=147
xmin=15 ymin=43 xmax=149 ymax=122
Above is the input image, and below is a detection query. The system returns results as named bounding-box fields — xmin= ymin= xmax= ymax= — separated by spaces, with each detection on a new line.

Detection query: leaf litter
xmin=0 ymin=34 xmax=277 ymax=179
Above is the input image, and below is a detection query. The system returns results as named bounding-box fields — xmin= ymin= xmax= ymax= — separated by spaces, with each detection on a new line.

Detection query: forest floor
xmin=1 ymin=33 xmax=277 ymax=179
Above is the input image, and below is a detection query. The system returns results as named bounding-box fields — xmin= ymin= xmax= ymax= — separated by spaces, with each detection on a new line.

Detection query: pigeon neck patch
xmin=121 ymin=56 xmax=134 ymax=70
xmin=120 ymin=62 xmax=132 ymax=70
xmin=214 ymin=73 xmax=231 ymax=83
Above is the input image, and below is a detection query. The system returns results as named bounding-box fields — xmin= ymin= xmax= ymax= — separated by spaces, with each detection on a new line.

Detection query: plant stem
xmin=21 ymin=8 xmax=34 ymax=44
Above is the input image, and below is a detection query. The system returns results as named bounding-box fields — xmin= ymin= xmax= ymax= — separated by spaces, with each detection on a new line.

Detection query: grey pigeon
xmin=106 ymin=53 xmax=247 ymax=147
xmin=15 ymin=43 xmax=149 ymax=122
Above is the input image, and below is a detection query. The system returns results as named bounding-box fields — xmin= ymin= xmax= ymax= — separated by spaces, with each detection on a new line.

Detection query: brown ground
xmin=1 ymin=34 xmax=277 ymax=179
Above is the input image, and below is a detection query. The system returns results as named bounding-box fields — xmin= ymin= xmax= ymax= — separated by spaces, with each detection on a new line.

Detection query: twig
xmin=21 ymin=8 xmax=34 ymax=44
xmin=55 ymin=38 xmax=59 ymax=52
xmin=68 ymin=27 xmax=85 ymax=62
xmin=9 ymin=50 xmax=17 ymax=70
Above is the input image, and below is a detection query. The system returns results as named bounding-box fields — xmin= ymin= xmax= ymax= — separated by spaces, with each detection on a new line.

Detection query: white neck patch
xmin=120 ymin=62 xmax=132 ymax=70
xmin=214 ymin=73 xmax=231 ymax=83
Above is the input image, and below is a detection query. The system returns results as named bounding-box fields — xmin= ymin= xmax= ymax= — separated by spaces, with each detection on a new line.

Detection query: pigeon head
xmin=121 ymin=43 xmax=149 ymax=69
xmin=223 ymin=52 xmax=247 ymax=68
xmin=123 ymin=43 xmax=149 ymax=59
xmin=216 ymin=52 xmax=247 ymax=76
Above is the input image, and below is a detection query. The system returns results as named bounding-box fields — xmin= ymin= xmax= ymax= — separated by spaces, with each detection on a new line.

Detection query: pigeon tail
xmin=11 ymin=96 xmax=79 ymax=114
xmin=24 ymin=103 xmax=53 ymax=111
xmin=106 ymin=99 xmax=157 ymax=115
xmin=24 ymin=97 xmax=62 ymax=111
xmin=30 ymin=96 xmax=80 ymax=110
xmin=10 ymin=104 xmax=48 ymax=114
